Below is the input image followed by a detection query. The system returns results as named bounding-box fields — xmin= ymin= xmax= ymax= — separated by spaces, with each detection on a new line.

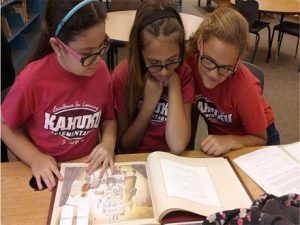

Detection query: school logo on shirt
xmin=44 ymin=102 xmax=101 ymax=140
xmin=151 ymin=96 xmax=168 ymax=123
xmin=195 ymin=95 xmax=232 ymax=123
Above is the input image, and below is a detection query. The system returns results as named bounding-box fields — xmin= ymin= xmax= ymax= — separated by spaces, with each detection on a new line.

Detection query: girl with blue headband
xmin=1 ymin=0 xmax=116 ymax=191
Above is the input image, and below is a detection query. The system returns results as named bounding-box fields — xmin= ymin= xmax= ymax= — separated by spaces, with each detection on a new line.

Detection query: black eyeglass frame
xmin=145 ymin=60 xmax=181 ymax=73
xmin=78 ymin=35 xmax=112 ymax=67
xmin=199 ymin=40 xmax=239 ymax=78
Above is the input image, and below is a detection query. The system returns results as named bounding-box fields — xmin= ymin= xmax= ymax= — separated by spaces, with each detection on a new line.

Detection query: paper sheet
xmin=234 ymin=144 xmax=300 ymax=196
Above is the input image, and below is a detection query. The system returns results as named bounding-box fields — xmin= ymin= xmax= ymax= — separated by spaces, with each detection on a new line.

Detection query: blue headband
xmin=55 ymin=0 xmax=98 ymax=37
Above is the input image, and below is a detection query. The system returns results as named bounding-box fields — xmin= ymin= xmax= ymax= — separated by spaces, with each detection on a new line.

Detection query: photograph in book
xmin=50 ymin=162 xmax=155 ymax=225
xmin=49 ymin=151 xmax=253 ymax=225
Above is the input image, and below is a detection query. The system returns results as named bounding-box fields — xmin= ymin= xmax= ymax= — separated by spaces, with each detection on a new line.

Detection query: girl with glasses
xmin=112 ymin=0 xmax=194 ymax=154
xmin=185 ymin=7 xmax=280 ymax=156
xmin=1 ymin=0 xmax=116 ymax=191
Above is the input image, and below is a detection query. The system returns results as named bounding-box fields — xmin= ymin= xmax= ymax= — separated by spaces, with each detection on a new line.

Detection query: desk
xmin=106 ymin=10 xmax=203 ymax=41
xmin=1 ymin=147 xmax=263 ymax=225
xmin=230 ymin=0 xmax=300 ymax=15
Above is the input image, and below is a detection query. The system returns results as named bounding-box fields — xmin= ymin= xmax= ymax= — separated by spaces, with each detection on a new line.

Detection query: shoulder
xmin=111 ymin=59 xmax=128 ymax=84
xmin=15 ymin=53 xmax=55 ymax=89
xmin=185 ymin=52 xmax=198 ymax=72
xmin=176 ymin=62 xmax=192 ymax=77
xmin=228 ymin=63 xmax=262 ymax=100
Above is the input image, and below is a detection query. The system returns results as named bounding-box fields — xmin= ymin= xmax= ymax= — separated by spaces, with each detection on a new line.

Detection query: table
xmin=106 ymin=10 xmax=203 ymax=41
xmin=230 ymin=0 xmax=300 ymax=15
xmin=1 ymin=147 xmax=264 ymax=225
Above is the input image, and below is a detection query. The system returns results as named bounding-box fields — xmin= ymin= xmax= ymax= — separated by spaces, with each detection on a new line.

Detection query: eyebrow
xmin=204 ymin=54 xmax=235 ymax=68
xmin=147 ymin=54 xmax=178 ymax=63
xmin=75 ymin=37 xmax=107 ymax=53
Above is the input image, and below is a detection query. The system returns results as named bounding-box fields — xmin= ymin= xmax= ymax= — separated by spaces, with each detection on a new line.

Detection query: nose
xmin=207 ymin=67 xmax=220 ymax=79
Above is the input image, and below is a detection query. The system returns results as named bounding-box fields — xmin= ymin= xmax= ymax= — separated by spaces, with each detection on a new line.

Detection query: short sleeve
xmin=177 ymin=63 xmax=195 ymax=104
xmin=1 ymin=76 xmax=33 ymax=129
xmin=236 ymin=86 xmax=268 ymax=133
xmin=111 ymin=61 xmax=128 ymax=114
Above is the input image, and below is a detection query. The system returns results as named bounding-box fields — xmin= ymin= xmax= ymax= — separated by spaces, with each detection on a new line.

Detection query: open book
xmin=233 ymin=142 xmax=300 ymax=197
xmin=49 ymin=151 xmax=252 ymax=225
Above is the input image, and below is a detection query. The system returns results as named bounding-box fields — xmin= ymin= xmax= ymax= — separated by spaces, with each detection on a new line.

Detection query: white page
xmin=234 ymin=146 xmax=300 ymax=196
xmin=160 ymin=159 xmax=221 ymax=206
xmin=284 ymin=142 xmax=300 ymax=163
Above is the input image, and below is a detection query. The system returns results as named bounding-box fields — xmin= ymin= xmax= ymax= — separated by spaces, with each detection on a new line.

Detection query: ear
xmin=49 ymin=37 xmax=62 ymax=57
xmin=196 ymin=35 xmax=203 ymax=53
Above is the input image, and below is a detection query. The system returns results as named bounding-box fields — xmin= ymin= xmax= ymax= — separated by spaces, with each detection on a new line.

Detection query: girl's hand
xmin=200 ymin=135 xmax=233 ymax=156
xmin=142 ymin=74 xmax=163 ymax=112
xmin=85 ymin=144 xmax=114 ymax=177
xmin=31 ymin=153 xmax=63 ymax=191
xmin=165 ymin=71 xmax=179 ymax=87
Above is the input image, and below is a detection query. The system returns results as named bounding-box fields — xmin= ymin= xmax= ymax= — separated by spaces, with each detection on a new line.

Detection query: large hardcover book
xmin=49 ymin=151 xmax=252 ymax=225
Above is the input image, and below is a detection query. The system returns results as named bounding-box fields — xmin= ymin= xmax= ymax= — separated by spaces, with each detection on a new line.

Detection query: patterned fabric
xmin=202 ymin=193 xmax=300 ymax=225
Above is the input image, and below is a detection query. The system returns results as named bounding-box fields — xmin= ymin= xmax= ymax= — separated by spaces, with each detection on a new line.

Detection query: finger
xmin=98 ymin=161 xmax=109 ymax=178
xmin=35 ymin=175 xmax=44 ymax=190
xmin=200 ymin=136 xmax=210 ymax=151
xmin=109 ymin=160 xmax=114 ymax=175
xmin=85 ymin=148 xmax=97 ymax=163
xmin=51 ymin=166 xmax=63 ymax=181
xmin=47 ymin=170 xmax=57 ymax=188
xmin=87 ymin=155 xmax=105 ymax=175
xmin=41 ymin=174 xmax=53 ymax=191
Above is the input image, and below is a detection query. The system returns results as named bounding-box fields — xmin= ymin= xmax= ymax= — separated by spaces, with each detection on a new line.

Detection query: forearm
xmin=165 ymin=77 xmax=190 ymax=154
xmin=100 ymin=119 xmax=117 ymax=155
xmin=227 ymin=134 xmax=267 ymax=150
xmin=119 ymin=106 xmax=153 ymax=153
xmin=1 ymin=122 xmax=44 ymax=167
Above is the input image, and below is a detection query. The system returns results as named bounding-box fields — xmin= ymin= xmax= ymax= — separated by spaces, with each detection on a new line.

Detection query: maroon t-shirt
xmin=2 ymin=53 xmax=115 ymax=161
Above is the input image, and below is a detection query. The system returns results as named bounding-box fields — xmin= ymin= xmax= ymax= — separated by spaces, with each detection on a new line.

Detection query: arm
xmin=1 ymin=117 xmax=62 ymax=190
xmin=201 ymin=131 xmax=267 ymax=156
xmin=165 ymin=73 xmax=191 ymax=154
xmin=86 ymin=119 xmax=116 ymax=176
xmin=117 ymin=75 xmax=163 ymax=153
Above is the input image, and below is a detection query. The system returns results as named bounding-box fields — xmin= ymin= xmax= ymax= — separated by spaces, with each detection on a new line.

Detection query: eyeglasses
xmin=146 ymin=61 xmax=181 ymax=73
xmin=57 ymin=34 xmax=111 ymax=67
xmin=199 ymin=41 xmax=239 ymax=77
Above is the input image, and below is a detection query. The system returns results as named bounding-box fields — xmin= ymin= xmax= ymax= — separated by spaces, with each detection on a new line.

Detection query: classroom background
xmin=2 ymin=0 xmax=299 ymax=161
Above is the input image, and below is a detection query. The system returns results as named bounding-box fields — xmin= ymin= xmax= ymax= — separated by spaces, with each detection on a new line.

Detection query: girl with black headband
xmin=1 ymin=0 xmax=116 ymax=191
xmin=112 ymin=0 xmax=194 ymax=154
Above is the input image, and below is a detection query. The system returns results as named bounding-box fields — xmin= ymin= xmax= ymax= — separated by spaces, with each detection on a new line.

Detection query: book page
xmin=50 ymin=162 xmax=158 ymax=225
xmin=234 ymin=146 xmax=300 ymax=196
xmin=147 ymin=152 xmax=252 ymax=222
xmin=160 ymin=159 xmax=220 ymax=206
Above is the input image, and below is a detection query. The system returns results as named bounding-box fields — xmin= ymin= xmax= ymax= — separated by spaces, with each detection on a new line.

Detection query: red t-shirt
xmin=1 ymin=53 xmax=115 ymax=161
xmin=112 ymin=60 xmax=194 ymax=153
xmin=185 ymin=52 xmax=274 ymax=135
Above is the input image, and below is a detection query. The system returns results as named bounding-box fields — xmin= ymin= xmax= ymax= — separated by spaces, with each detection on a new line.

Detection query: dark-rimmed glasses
xmin=199 ymin=41 xmax=239 ymax=77
xmin=57 ymin=34 xmax=111 ymax=67
xmin=146 ymin=61 xmax=181 ymax=73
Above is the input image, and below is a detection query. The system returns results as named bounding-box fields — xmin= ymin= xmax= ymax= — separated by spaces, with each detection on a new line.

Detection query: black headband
xmin=138 ymin=9 xmax=180 ymax=31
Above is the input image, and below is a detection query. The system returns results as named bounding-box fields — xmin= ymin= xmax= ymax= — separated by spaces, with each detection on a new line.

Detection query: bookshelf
xmin=1 ymin=0 xmax=44 ymax=74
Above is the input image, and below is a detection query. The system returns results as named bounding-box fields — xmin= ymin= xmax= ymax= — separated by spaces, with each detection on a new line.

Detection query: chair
xmin=235 ymin=0 xmax=271 ymax=63
xmin=242 ymin=61 xmax=264 ymax=92
xmin=106 ymin=0 xmax=141 ymax=71
xmin=268 ymin=20 xmax=300 ymax=64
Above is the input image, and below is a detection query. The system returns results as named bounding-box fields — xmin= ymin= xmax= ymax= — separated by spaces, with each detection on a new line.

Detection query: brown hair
xmin=126 ymin=0 xmax=185 ymax=122
xmin=29 ymin=0 xmax=106 ymax=63
xmin=186 ymin=7 xmax=249 ymax=57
